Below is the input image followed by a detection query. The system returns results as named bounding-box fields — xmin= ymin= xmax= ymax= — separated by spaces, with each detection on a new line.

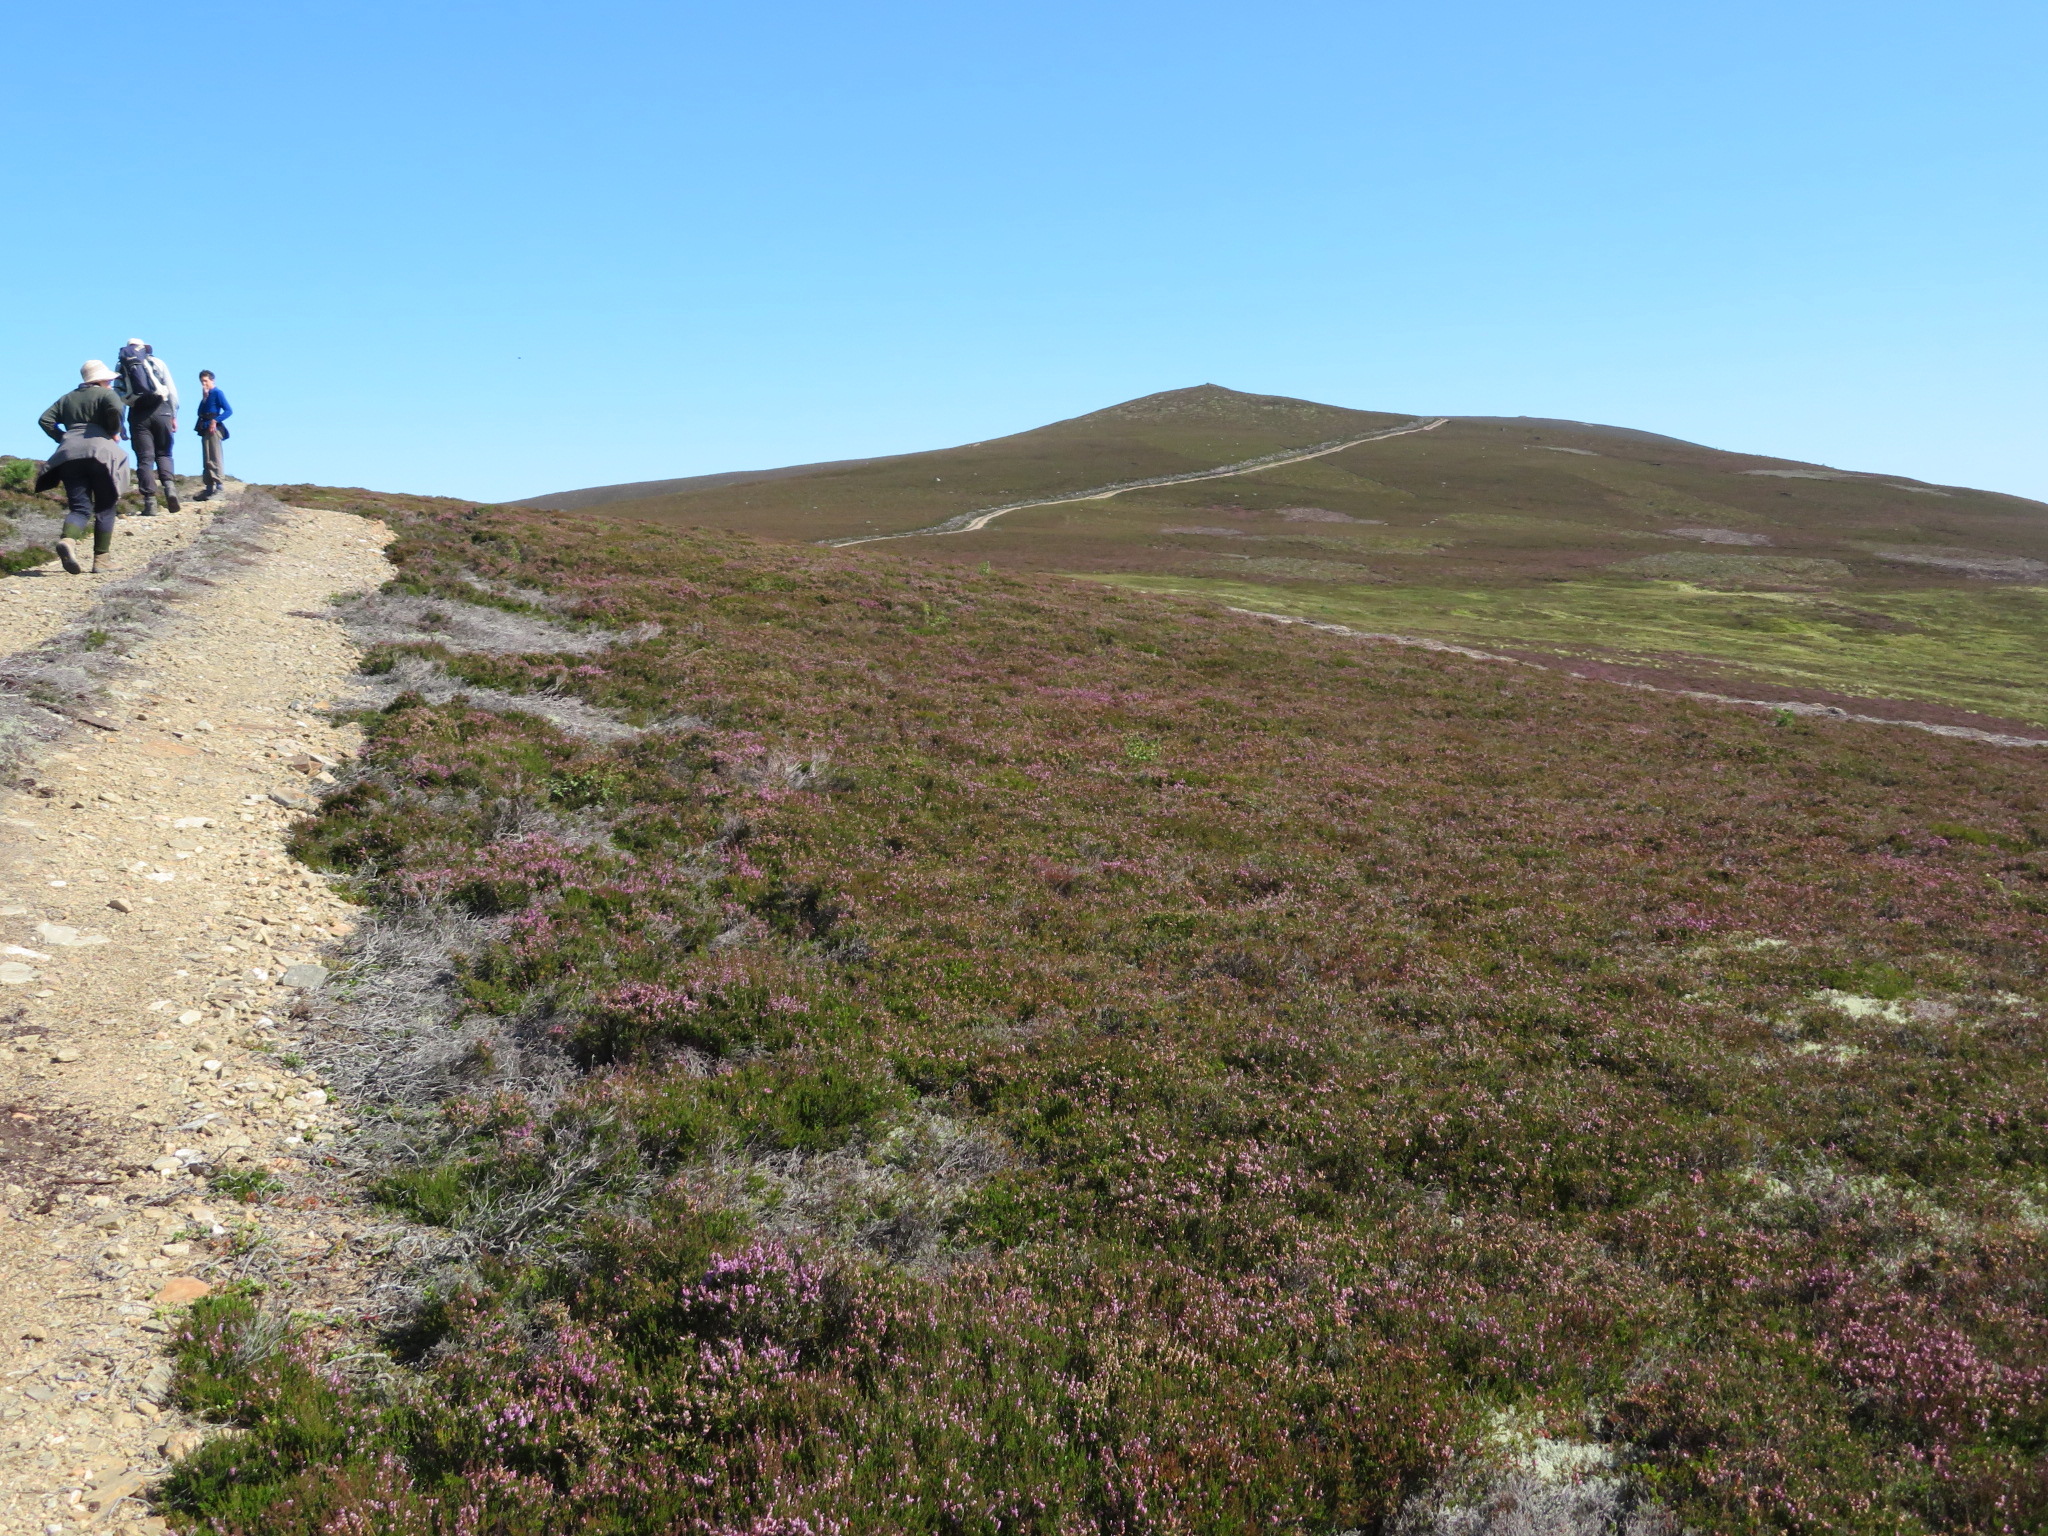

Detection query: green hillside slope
xmin=167 ymin=496 xmax=2048 ymax=1535
xmin=543 ymin=385 xmax=1415 ymax=540
xmin=534 ymin=386 xmax=2048 ymax=725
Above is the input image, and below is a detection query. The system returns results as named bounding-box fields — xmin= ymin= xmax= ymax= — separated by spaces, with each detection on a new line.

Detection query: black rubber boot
xmin=163 ymin=482 xmax=180 ymax=512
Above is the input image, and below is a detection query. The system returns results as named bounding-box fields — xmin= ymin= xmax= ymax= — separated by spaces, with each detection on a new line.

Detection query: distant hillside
xmin=508 ymin=453 xmax=908 ymax=513
xmin=520 ymin=385 xmax=1415 ymax=540
xmin=518 ymin=384 xmax=2048 ymax=728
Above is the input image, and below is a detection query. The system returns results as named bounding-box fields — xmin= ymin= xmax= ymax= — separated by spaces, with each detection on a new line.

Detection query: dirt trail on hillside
xmin=1233 ymin=607 xmax=2048 ymax=749
xmin=0 ymin=493 xmax=392 ymax=1534
xmin=826 ymin=416 xmax=1450 ymax=547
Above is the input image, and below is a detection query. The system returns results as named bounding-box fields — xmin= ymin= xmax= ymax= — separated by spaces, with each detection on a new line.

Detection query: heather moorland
xmin=159 ymin=485 xmax=2048 ymax=1534
xmin=520 ymin=387 xmax=2048 ymax=731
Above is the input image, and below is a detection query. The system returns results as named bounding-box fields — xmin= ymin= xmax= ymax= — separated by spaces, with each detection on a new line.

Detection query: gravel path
xmin=0 ymin=491 xmax=394 ymax=1534
xmin=0 ymin=505 xmax=217 ymax=658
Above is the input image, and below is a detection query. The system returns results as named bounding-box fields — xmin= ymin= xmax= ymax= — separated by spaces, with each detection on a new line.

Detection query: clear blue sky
xmin=6 ymin=1 xmax=2044 ymax=505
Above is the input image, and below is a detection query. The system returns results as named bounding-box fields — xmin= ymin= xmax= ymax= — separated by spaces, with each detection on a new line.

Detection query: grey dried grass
xmin=1394 ymin=1474 xmax=1679 ymax=1536
xmin=670 ymin=1111 xmax=1010 ymax=1271
xmin=301 ymin=906 xmax=568 ymax=1120
xmin=339 ymin=654 xmax=662 ymax=744
xmin=329 ymin=591 xmax=656 ymax=656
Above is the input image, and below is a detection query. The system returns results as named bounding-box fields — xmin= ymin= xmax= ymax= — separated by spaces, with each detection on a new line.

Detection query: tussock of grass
xmin=0 ymin=545 xmax=54 ymax=575
xmin=166 ymin=498 xmax=2048 ymax=1534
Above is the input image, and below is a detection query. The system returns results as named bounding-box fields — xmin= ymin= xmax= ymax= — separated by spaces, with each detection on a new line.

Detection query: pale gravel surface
xmin=0 ymin=499 xmax=218 ymax=659
xmin=0 ymin=491 xmax=395 ymax=1534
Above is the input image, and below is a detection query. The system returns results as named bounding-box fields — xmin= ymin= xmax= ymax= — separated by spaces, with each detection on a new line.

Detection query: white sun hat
xmin=80 ymin=359 xmax=116 ymax=384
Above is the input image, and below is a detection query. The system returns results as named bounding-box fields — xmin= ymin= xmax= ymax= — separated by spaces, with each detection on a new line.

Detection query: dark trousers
xmin=58 ymin=464 xmax=119 ymax=554
xmin=200 ymin=425 xmax=225 ymax=488
xmin=129 ymin=408 xmax=175 ymax=496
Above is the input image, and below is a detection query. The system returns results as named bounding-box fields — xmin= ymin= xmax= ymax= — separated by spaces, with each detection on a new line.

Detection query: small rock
xmin=84 ymin=1469 xmax=145 ymax=1514
xmin=149 ymin=1157 xmax=183 ymax=1175
xmin=151 ymin=1277 xmax=212 ymax=1306
xmin=0 ymin=962 xmax=36 ymax=986
xmin=171 ymin=817 xmax=214 ymax=829
xmin=22 ymin=1324 xmax=47 ymax=1341
xmin=192 ymin=721 xmax=216 ymax=733
xmin=49 ymin=1048 xmax=80 ymax=1064
xmin=267 ymin=790 xmax=314 ymax=810
xmin=137 ymin=1361 xmax=174 ymax=1404
xmin=177 ymin=1010 xmax=203 ymax=1025
xmin=279 ymin=963 xmax=328 ymax=989
xmin=162 ymin=1428 xmax=205 ymax=1461
xmin=36 ymin=922 xmax=108 ymax=948
xmin=159 ymin=1242 xmax=193 ymax=1257
xmin=23 ymin=1384 xmax=53 ymax=1401
xmin=107 ymin=898 xmax=134 ymax=913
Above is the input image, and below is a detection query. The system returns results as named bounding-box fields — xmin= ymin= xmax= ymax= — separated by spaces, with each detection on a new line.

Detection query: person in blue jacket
xmin=194 ymin=371 xmax=232 ymax=500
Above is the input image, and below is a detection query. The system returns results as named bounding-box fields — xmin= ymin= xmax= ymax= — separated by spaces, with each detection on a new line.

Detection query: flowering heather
xmin=164 ymin=500 xmax=2048 ymax=1533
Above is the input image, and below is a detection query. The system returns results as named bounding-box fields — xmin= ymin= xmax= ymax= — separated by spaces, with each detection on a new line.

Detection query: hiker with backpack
xmin=114 ymin=339 xmax=180 ymax=516
xmin=35 ymin=361 xmax=132 ymax=575
xmin=193 ymin=370 xmax=231 ymax=500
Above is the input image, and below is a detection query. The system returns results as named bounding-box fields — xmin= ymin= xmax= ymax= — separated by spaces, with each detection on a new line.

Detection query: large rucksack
xmin=117 ymin=343 xmax=177 ymax=414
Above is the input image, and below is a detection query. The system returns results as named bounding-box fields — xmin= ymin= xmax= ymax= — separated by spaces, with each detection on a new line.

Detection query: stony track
xmin=0 ymin=488 xmax=393 ymax=1535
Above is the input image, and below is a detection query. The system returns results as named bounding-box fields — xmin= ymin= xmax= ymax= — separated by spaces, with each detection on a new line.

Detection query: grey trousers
xmin=201 ymin=427 xmax=225 ymax=488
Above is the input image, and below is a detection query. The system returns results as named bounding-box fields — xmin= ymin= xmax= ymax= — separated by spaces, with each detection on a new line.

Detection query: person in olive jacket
xmin=36 ymin=360 xmax=132 ymax=575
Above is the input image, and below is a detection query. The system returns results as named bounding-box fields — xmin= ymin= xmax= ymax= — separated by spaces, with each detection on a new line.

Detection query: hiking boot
xmin=163 ymin=485 xmax=181 ymax=512
xmin=138 ymin=496 xmax=158 ymax=518
xmin=54 ymin=539 xmax=82 ymax=575
xmin=194 ymin=486 xmax=216 ymax=503
xmin=91 ymin=553 xmax=113 ymax=574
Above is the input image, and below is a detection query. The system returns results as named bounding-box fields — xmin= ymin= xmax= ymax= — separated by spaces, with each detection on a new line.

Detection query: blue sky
xmin=5 ymin=0 xmax=2044 ymax=504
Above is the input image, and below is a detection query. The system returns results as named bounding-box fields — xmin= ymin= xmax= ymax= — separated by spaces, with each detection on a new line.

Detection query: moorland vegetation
xmin=152 ymin=485 xmax=2048 ymax=1534
xmin=526 ymin=386 xmax=2048 ymax=729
